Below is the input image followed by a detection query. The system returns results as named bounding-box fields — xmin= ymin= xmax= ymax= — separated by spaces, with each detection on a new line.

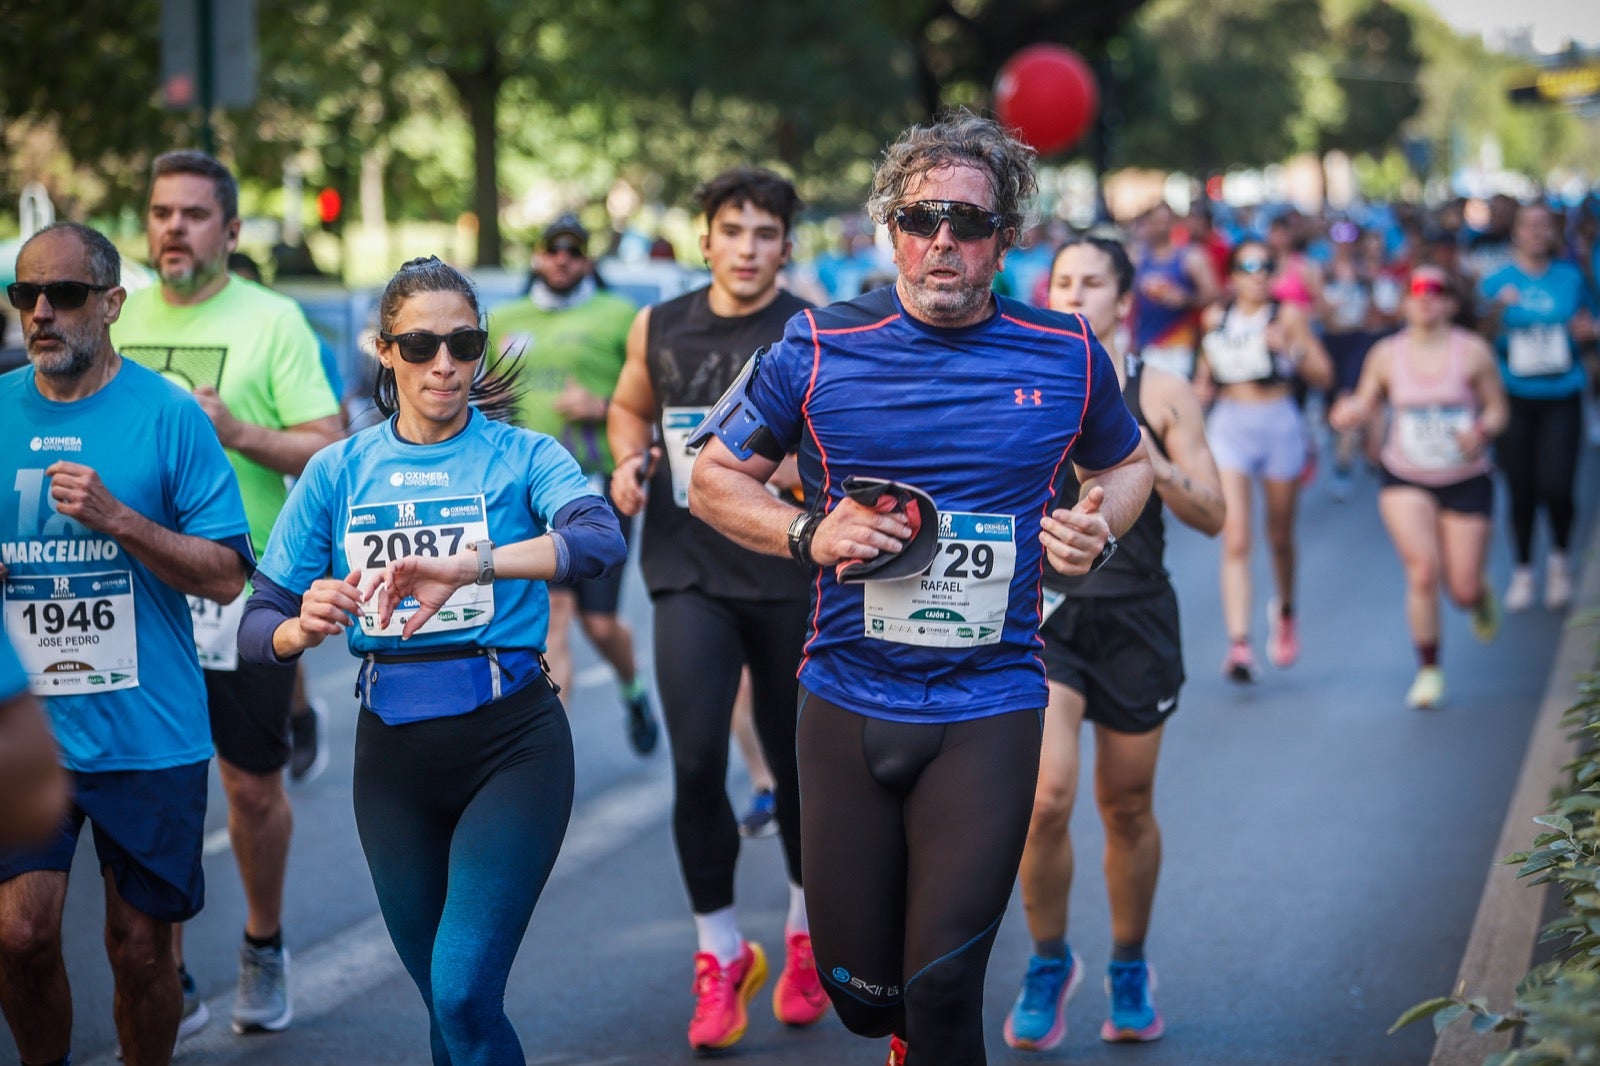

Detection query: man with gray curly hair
xmin=687 ymin=111 xmax=1153 ymax=1065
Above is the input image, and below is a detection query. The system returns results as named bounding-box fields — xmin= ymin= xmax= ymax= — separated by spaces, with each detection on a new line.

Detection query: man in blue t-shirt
xmin=688 ymin=113 xmax=1153 ymax=1066
xmin=0 ymin=223 xmax=252 ymax=1066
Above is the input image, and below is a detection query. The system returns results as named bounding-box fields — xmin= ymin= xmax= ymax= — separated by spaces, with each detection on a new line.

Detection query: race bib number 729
xmin=862 ymin=512 xmax=1016 ymax=648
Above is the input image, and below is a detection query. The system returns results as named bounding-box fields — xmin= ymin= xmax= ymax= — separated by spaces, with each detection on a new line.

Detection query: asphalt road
xmin=6 ymin=441 xmax=1594 ymax=1066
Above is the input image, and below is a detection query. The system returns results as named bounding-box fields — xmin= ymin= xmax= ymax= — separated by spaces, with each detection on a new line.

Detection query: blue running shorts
xmin=0 ymin=760 xmax=209 ymax=922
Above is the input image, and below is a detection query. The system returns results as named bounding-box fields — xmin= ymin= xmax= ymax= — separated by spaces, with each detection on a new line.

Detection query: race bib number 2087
xmin=342 ymin=495 xmax=494 ymax=637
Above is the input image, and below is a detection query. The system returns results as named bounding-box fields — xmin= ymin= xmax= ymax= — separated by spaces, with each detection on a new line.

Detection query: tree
xmin=1113 ymin=0 xmax=1327 ymax=173
xmin=0 ymin=0 xmax=186 ymax=219
xmin=871 ymin=0 xmax=1150 ymax=117
xmin=1319 ymin=1 xmax=1424 ymax=159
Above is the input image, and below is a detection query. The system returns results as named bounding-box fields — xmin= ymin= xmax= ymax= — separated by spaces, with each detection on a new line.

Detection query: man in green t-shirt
xmin=488 ymin=214 xmax=658 ymax=756
xmin=110 ymin=150 xmax=343 ymax=1042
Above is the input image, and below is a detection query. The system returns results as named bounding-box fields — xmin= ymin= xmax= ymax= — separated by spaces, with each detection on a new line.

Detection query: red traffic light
xmin=316 ymin=188 xmax=342 ymax=226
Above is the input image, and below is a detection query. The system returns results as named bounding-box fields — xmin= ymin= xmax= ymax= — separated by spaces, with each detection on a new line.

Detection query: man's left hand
xmin=1040 ymin=486 xmax=1111 ymax=576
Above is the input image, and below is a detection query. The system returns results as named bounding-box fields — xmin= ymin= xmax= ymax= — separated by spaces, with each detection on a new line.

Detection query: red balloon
xmin=994 ymin=44 xmax=1099 ymax=157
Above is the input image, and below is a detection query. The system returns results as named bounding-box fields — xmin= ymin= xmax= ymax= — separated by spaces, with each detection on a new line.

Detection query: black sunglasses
xmin=891 ymin=200 xmax=1004 ymax=241
xmin=379 ymin=329 xmax=489 ymax=363
xmin=6 ymin=281 xmax=112 ymax=311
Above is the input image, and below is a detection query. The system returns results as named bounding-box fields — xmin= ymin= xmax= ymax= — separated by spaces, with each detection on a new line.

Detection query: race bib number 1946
xmin=4 ymin=571 xmax=139 ymax=695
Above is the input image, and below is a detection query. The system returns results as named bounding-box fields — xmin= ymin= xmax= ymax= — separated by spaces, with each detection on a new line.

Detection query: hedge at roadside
xmin=1391 ymin=610 xmax=1600 ymax=1064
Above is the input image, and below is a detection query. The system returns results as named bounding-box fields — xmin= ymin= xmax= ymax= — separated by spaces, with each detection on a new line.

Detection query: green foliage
xmin=6 ymin=0 xmax=1597 ymax=259
xmin=1392 ymin=613 xmax=1600 ymax=1063
xmin=1397 ymin=2 xmax=1600 ymax=182
xmin=1113 ymin=0 xmax=1327 ymax=171
xmin=1318 ymin=1 xmax=1424 ymax=158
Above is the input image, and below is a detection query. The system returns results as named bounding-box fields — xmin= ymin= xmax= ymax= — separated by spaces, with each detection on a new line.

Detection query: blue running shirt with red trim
xmin=256 ymin=407 xmax=596 ymax=657
xmin=0 ymin=361 xmax=250 ymax=771
xmin=744 ymin=286 xmax=1141 ymax=723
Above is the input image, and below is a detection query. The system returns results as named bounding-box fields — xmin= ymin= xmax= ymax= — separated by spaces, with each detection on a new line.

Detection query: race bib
xmin=1039 ymin=586 xmax=1067 ymax=625
xmin=343 ymin=495 xmax=494 ymax=637
xmin=3 ymin=571 xmax=138 ymax=696
xmin=1507 ymin=325 xmax=1572 ymax=377
xmin=189 ymin=593 xmax=247 ymax=671
xmin=1394 ymin=404 xmax=1473 ymax=470
xmin=1203 ymin=328 xmax=1272 ymax=385
xmin=1326 ymin=282 xmax=1369 ymax=331
xmin=662 ymin=407 xmax=709 ymax=508
xmin=1140 ymin=344 xmax=1195 ymax=380
xmin=863 ymin=512 xmax=1016 ymax=648
xmin=1372 ymin=277 xmax=1402 ymax=315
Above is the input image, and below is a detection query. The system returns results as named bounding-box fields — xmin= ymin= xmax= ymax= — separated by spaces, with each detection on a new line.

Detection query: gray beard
xmin=902 ymin=279 xmax=990 ymax=324
xmin=32 ymin=346 xmax=95 ymax=379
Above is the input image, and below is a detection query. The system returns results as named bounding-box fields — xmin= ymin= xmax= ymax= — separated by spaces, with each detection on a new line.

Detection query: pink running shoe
xmin=688 ymin=940 xmax=767 ymax=1051
xmin=1266 ymin=600 xmax=1299 ymax=668
xmin=773 ymin=931 xmax=828 ymax=1027
xmin=1223 ymin=641 xmax=1258 ymax=684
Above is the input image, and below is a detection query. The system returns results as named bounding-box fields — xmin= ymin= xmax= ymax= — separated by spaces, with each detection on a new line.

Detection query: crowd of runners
xmin=0 ymin=110 xmax=1594 ymax=1066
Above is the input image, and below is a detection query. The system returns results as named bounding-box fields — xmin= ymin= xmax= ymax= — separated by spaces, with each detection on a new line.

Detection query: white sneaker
xmin=1504 ymin=569 xmax=1535 ymax=613
xmin=1545 ymin=556 xmax=1572 ymax=612
xmin=1405 ymin=666 xmax=1446 ymax=710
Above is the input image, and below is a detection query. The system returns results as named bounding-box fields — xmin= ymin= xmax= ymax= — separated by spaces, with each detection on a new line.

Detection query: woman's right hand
xmin=1327 ymin=396 xmax=1364 ymax=432
xmin=294 ymin=569 xmax=365 ymax=648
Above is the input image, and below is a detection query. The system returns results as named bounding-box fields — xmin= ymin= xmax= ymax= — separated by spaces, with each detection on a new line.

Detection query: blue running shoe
xmin=1003 ymin=950 xmax=1083 ymax=1050
xmin=1100 ymin=960 xmax=1164 ymax=1043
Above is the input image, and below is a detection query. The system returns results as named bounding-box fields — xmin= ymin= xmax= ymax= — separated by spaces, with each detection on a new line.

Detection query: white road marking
xmin=82 ymin=764 xmax=673 ymax=1066
xmin=201 ymin=827 xmax=232 ymax=858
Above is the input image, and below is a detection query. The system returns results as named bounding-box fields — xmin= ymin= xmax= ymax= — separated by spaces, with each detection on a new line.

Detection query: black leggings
xmin=353 ymin=679 xmax=573 ymax=1066
xmin=1497 ymin=393 xmax=1582 ymax=563
xmin=798 ymin=690 xmax=1041 ymax=1065
xmin=653 ymin=589 xmax=807 ymax=913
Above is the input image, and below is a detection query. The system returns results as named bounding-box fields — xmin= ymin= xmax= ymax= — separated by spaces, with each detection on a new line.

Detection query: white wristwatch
xmin=469 ymin=540 xmax=495 ymax=585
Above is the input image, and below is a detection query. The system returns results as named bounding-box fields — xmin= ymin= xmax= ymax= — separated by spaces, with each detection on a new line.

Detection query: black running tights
xmin=1497 ymin=393 xmax=1581 ymax=563
xmin=798 ymin=689 xmax=1042 ymax=1065
xmin=653 ymin=590 xmax=808 ymax=913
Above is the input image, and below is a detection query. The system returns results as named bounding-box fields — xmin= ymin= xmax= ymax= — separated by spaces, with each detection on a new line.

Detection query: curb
xmin=1430 ymin=524 xmax=1600 ymax=1065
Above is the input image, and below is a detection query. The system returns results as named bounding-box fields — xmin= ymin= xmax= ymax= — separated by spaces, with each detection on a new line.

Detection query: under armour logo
xmin=1015 ymin=388 xmax=1042 ymax=405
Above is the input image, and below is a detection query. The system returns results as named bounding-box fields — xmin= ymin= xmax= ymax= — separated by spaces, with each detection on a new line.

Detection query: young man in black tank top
xmin=607 ymin=168 xmax=825 ymax=1052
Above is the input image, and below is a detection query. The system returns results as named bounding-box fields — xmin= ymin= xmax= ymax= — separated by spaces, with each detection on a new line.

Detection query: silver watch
xmin=470 ymin=540 xmax=495 ymax=585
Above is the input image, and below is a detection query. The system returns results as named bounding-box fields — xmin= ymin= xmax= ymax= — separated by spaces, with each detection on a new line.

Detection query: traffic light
xmin=317 ymin=188 xmax=343 ymax=234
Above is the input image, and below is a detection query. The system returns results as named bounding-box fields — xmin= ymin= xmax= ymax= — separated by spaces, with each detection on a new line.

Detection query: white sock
xmin=694 ymin=906 xmax=742 ymax=964
xmin=786 ymin=883 xmax=809 ymax=936
xmin=1548 ymin=551 xmax=1569 ymax=574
